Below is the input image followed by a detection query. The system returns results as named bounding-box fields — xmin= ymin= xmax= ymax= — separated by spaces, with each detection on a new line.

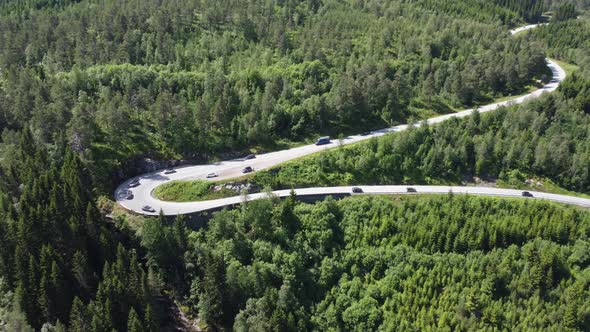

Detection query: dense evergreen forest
xmin=173 ymin=194 xmax=590 ymax=330
xmin=0 ymin=130 xmax=169 ymax=330
xmin=0 ymin=0 xmax=555 ymax=192
xmin=0 ymin=0 xmax=588 ymax=330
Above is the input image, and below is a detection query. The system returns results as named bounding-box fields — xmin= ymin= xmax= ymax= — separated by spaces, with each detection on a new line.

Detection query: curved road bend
xmin=116 ymin=24 xmax=569 ymax=216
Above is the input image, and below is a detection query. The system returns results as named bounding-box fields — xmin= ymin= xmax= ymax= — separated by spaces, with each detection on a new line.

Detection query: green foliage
xmin=0 ymin=0 xmax=554 ymax=192
xmin=530 ymin=16 xmax=590 ymax=75
xmin=0 ymin=130 xmax=161 ymax=330
xmin=142 ymin=214 xmax=188 ymax=293
xmin=153 ymin=180 xmax=235 ymax=202
xmin=179 ymin=194 xmax=590 ymax=330
xmin=249 ymin=74 xmax=590 ymax=194
xmin=552 ymin=3 xmax=578 ymax=22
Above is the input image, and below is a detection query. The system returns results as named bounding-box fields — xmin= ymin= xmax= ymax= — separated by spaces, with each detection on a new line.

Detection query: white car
xmin=142 ymin=205 xmax=156 ymax=213
xmin=206 ymin=172 xmax=218 ymax=178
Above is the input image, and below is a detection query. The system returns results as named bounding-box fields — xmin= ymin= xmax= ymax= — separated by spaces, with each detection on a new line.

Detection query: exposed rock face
xmin=213 ymin=182 xmax=260 ymax=195
xmin=136 ymin=158 xmax=191 ymax=173
xmin=114 ymin=157 xmax=192 ymax=189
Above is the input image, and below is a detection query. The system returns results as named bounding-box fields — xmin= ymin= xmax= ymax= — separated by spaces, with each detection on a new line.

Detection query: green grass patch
xmin=152 ymin=180 xmax=236 ymax=202
xmin=487 ymin=84 xmax=540 ymax=104
xmin=550 ymin=58 xmax=579 ymax=77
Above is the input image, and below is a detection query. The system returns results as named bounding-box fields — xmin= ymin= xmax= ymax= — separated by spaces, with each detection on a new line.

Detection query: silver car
xmin=142 ymin=205 xmax=156 ymax=213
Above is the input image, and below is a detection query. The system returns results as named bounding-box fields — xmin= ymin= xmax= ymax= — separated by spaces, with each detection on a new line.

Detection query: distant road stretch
xmin=510 ymin=23 xmax=547 ymax=35
xmin=116 ymin=24 xmax=569 ymax=216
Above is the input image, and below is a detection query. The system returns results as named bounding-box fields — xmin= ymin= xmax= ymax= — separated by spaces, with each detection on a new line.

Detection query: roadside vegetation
xmin=156 ymin=69 xmax=590 ymax=201
xmin=153 ymin=180 xmax=235 ymax=202
xmin=0 ymin=0 xmax=557 ymax=193
xmin=531 ymin=15 xmax=590 ymax=76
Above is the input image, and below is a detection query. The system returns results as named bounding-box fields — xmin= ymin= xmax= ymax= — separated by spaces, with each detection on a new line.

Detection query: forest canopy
xmin=0 ymin=0 xmax=588 ymax=331
xmin=0 ymin=0 xmax=556 ymax=192
xmin=179 ymin=194 xmax=590 ymax=330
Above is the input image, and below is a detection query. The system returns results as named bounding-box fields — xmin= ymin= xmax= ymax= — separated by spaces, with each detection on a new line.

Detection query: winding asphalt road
xmin=116 ymin=24 xmax=571 ymax=216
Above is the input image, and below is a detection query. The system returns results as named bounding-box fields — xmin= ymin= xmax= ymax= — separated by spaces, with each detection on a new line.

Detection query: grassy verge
xmin=485 ymin=84 xmax=541 ymax=104
xmin=550 ymin=58 xmax=579 ymax=77
xmin=152 ymin=180 xmax=236 ymax=202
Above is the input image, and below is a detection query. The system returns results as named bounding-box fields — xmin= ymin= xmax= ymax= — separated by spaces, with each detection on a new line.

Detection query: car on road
xmin=361 ymin=131 xmax=371 ymax=136
xmin=163 ymin=168 xmax=176 ymax=174
xmin=242 ymin=166 xmax=253 ymax=173
xmin=406 ymin=187 xmax=417 ymax=193
xmin=142 ymin=205 xmax=156 ymax=213
xmin=129 ymin=179 xmax=140 ymax=187
xmin=522 ymin=191 xmax=533 ymax=198
xmin=206 ymin=172 xmax=218 ymax=178
xmin=244 ymin=154 xmax=256 ymax=160
xmin=315 ymin=136 xmax=331 ymax=145
xmin=125 ymin=190 xmax=134 ymax=200
xmin=352 ymin=187 xmax=363 ymax=193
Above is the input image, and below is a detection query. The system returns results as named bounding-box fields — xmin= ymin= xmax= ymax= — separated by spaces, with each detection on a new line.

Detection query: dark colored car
xmin=242 ymin=166 xmax=253 ymax=173
xmin=244 ymin=154 xmax=256 ymax=160
xmin=406 ymin=187 xmax=417 ymax=193
xmin=522 ymin=191 xmax=533 ymax=198
xmin=142 ymin=205 xmax=155 ymax=213
xmin=361 ymin=131 xmax=371 ymax=136
xmin=125 ymin=191 xmax=134 ymax=200
xmin=163 ymin=168 xmax=176 ymax=174
xmin=352 ymin=187 xmax=363 ymax=193
xmin=128 ymin=179 xmax=140 ymax=187
xmin=315 ymin=136 xmax=331 ymax=145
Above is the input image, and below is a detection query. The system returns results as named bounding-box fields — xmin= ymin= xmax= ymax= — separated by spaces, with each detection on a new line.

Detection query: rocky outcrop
xmin=213 ymin=182 xmax=260 ymax=195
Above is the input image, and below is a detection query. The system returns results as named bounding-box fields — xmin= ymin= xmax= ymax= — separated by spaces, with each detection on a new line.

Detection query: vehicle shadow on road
xmin=140 ymin=173 xmax=170 ymax=181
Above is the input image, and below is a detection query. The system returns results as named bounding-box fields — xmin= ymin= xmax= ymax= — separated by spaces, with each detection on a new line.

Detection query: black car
xmin=129 ymin=179 xmax=140 ymax=187
xmin=522 ymin=191 xmax=533 ymax=198
xmin=352 ymin=187 xmax=363 ymax=193
xmin=242 ymin=166 xmax=253 ymax=173
xmin=406 ymin=187 xmax=417 ymax=193
xmin=125 ymin=190 xmax=134 ymax=200
xmin=163 ymin=168 xmax=176 ymax=174
xmin=142 ymin=205 xmax=155 ymax=213
xmin=360 ymin=131 xmax=371 ymax=136
xmin=244 ymin=154 xmax=256 ymax=160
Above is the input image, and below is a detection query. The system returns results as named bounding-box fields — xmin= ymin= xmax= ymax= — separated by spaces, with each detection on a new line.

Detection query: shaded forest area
xmin=0 ymin=130 xmax=174 ymax=331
